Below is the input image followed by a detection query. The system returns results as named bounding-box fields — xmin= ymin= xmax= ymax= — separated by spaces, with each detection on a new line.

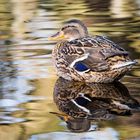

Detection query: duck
xmin=48 ymin=19 xmax=136 ymax=83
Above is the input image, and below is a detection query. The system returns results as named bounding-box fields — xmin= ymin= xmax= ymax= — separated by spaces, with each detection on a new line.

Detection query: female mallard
xmin=48 ymin=19 xmax=136 ymax=83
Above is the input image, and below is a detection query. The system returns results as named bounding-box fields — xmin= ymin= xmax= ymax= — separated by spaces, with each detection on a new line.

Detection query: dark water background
xmin=0 ymin=0 xmax=140 ymax=140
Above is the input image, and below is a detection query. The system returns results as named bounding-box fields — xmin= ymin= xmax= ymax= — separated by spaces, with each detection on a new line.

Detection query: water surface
xmin=0 ymin=0 xmax=140 ymax=140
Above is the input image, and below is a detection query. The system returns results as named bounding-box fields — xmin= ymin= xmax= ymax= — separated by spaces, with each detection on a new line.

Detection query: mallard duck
xmin=48 ymin=19 xmax=136 ymax=83
xmin=53 ymin=78 xmax=139 ymax=119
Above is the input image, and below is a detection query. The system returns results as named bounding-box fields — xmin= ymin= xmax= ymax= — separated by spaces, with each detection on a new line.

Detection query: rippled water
xmin=0 ymin=0 xmax=140 ymax=140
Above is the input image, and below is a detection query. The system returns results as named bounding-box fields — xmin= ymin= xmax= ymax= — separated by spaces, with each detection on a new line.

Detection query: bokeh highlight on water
xmin=0 ymin=0 xmax=140 ymax=140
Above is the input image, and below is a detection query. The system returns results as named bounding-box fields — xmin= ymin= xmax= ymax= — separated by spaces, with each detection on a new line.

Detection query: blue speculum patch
xmin=75 ymin=96 xmax=90 ymax=106
xmin=74 ymin=61 xmax=89 ymax=72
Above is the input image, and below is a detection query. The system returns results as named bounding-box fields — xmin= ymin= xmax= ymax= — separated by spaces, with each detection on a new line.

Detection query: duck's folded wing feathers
xmin=62 ymin=36 xmax=129 ymax=72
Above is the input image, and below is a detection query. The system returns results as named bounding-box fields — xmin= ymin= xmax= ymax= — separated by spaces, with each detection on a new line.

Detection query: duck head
xmin=48 ymin=19 xmax=88 ymax=41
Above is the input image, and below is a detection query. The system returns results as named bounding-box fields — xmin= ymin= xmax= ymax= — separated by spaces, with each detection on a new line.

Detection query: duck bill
xmin=47 ymin=31 xmax=65 ymax=41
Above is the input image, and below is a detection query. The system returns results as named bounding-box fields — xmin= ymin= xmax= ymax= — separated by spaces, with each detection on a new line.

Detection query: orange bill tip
xmin=47 ymin=31 xmax=65 ymax=41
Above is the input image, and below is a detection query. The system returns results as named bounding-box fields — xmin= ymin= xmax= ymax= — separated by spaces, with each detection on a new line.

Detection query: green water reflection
xmin=0 ymin=0 xmax=140 ymax=140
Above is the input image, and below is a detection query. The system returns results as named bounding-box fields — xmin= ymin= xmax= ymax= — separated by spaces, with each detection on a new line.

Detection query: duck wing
xmin=60 ymin=36 xmax=129 ymax=72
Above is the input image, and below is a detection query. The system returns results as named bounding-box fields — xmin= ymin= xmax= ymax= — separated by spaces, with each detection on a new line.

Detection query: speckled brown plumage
xmin=49 ymin=19 xmax=136 ymax=83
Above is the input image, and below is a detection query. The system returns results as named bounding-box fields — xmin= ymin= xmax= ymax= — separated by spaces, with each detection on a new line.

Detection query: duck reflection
xmin=52 ymin=78 xmax=139 ymax=132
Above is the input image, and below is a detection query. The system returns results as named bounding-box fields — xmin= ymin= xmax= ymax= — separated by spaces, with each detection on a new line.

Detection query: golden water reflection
xmin=0 ymin=0 xmax=140 ymax=139
xmin=53 ymin=78 xmax=140 ymax=133
xmin=0 ymin=77 xmax=139 ymax=140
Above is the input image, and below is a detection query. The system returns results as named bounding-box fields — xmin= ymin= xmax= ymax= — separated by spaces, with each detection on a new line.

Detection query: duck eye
xmin=61 ymin=27 xmax=66 ymax=31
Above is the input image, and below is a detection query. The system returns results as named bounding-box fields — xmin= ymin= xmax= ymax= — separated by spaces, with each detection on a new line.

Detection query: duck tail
xmin=111 ymin=60 xmax=137 ymax=69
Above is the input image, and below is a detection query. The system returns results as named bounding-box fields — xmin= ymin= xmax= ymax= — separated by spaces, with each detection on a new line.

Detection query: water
xmin=0 ymin=0 xmax=140 ymax=139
